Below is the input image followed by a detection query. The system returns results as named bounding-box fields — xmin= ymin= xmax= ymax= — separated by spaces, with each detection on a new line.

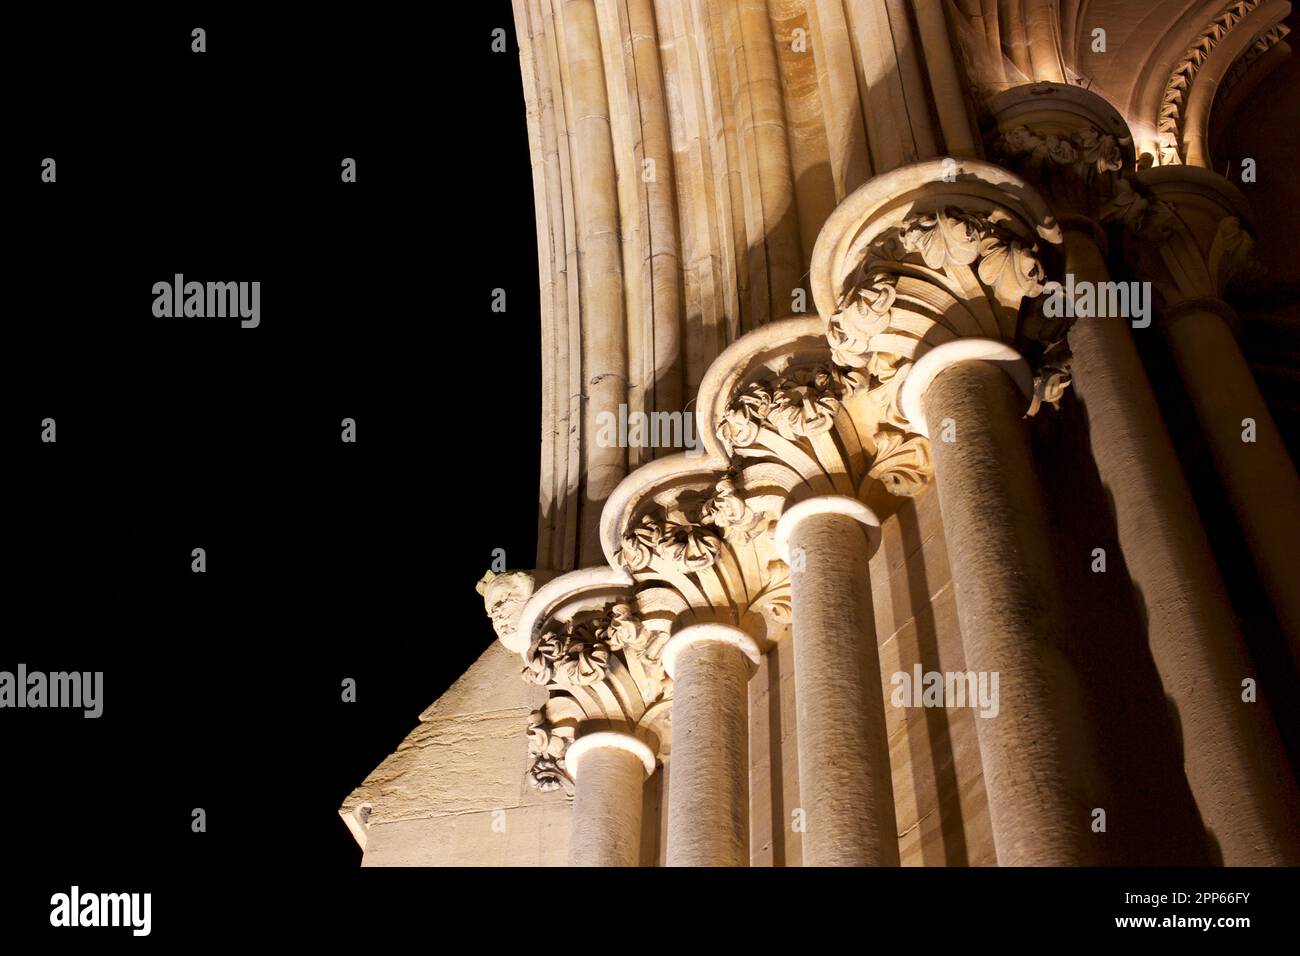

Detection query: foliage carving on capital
xmin=1102 ymin=179 xmax=1266 ymax=299
xmin=1099 ymin=179 xmax=1178 ymax=240
xmin=523 ymin=617 xmax=612 ymax=687
xmin=828 ymin=209 xmax=1051 ymax=412
xmin=822 ymin=207 xmax=1060 ymax=496
xmin=618 ymin=468 xmax=772 ymax=574
xmin=700 ymin=475 xmax=766 ymax=542
xmin=827 ymin=272 xmax=896 ymax=369
xmin=620 ymin=511 xmax=722 ymax=573
xmin=993 ymin=124 xmax=1127 ymax=178
xmin=715 ymin=363 xmax=862 ymax=456
xmin=521 ymin=596 xmax=672 ymax=795
xmin=899 ymin=209 xmax=984 ymax=269
xmin=867 ymin=429 xmax=933 ymax=498
xmin=1027 ymin=341 xmax=1074 ymax=417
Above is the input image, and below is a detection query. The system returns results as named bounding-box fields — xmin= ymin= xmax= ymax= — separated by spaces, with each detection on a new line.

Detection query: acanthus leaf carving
xmin=822 ymin=206 xmax=1062 ymax=494
xmin=1100 ymin=178 xmax=1177 ymax=240
xmin=619 ymin=513 xmax=662 ymax=572
xmin=1027 ymin=337 xmax=1074 ymax=418
xmin=715 ymin=382 xmax=772 ymax=452
xmin=715 ymin=363 xmax=861 ymax=455
xmin=619 ymin=510 xmax=721 ymax=574
xmin=521 ymin=597 xmax=674 ymax=796
xmin=899 ymin=209 xmax=983 ymax=269
xmin=828 ymin=272 xmax=896 ymax=369
xmin=523 ymin=619 xmax=611 ymax=687
xmin=995 ymin=124 xmax=1126 ymax=177
xmin=659 ymin=516 xmax=723 ymax=571
xmin=700 ymin=475 xmax=765 ymax=542
xmin=977 ymin=233 xmax=1048 ymax=302
xmin=867 ymin=429 xmax=933 ymax=498
xmin=767 ymin=364 xmax=852 ymax=441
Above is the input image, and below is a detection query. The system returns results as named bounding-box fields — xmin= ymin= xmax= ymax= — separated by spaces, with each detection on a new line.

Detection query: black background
xmin=4 ymin=5 xmax=1295 ymax=945
xmin=5 ymin=5 xmax=541 ymax=940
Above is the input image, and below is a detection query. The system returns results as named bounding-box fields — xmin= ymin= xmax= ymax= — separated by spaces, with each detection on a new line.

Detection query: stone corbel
xmin=476 ymin=568 xmax=557 ymax=654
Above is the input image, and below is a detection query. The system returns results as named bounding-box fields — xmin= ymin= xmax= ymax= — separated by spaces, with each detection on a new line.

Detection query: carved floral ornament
xmin=523 ymin=601 xmax=666 ymax=688
xmin=993 ymin=123 xmax=1127 ymax=178
xmin=521 ymin=600 xmax=671 ymax=794
xmin=815 ymin=207 xmax=1066 ymax=496
xmin=619 ymin=472 xmax=766 ymax=574
xmin=715 ymin=363 xmax=862 ymax=454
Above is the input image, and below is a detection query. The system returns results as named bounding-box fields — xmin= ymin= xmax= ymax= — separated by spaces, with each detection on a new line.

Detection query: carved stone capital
xmin=616 ymin=471 xmax=763 ymax=575
xmin=1110 ymin=166 xmax=1265 ymax=304
xmin=985 ymin=82 xmax=1137 ymax=220
xmin=715 ymin=363 xmax=862 ymax=457
xmin=810 ymin=161 xmax=1066 ymax=487
xmin=514 ymin=588 xmax=674 ymax=797
xmin=523 ymin=601 xmax=667 ymax=693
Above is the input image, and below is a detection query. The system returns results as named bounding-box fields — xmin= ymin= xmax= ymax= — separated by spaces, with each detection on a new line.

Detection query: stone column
xmin=1123 ymin=165 xmax=1300 ymax=666
xmin=565 ymin=731 xmax=656 ymax=867
xmin=774 ymin=496 xmax=898 ymax=866
xmin=661 ymin=623 xmax=760 ymax=866
xmin=1161 ymin=297 xmax=1300 ymax=661
xmin=983 ymin=82 xmax=1300 ymax=864
xmin=900 ymin=338 xmax=1090 ymax=866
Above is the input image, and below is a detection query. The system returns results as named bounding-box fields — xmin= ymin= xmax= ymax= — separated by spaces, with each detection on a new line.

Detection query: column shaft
xmin=788 ymin=512 xmax=898 ymax=865
xmin=665 ymin=636 xmax=753 ymax=866
xmin=1063 ymin=225 xmax=1300 ymax=863
xmin=922 ymin=359 xmax=1089 ymax=866
xmin=568 ymin=742 xmax=648 ymax=867
xmin=1162 ymin=303 xmax=1300 ymax=664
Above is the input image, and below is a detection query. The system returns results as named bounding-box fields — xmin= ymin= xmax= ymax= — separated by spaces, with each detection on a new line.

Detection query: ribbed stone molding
xmin=662 ymin=624 xmax=760 ymax=867
xmin=566 ymin=732 xmax=656 ymax=867
xmin=902 ymin=339 xmax=1092 ymax=865
xmin=776 ymin=496 xmax=898 ymax=866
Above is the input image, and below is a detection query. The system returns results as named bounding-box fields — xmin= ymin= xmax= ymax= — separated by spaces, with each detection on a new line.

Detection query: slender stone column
xmin=566 ymin=731 xmax=656 ymax=867
xmin=1124 ymin=166 xmax=1300 ymax=664
xmin=661 ymin=623 xmax=760 ymax=866
xmin=1161 ymin=297 xmax=1300 ymax=664
xmin=774 ymin=496 xmax=898 ymax=866
xmin=900 ymin=339 xmax=1090 ymax=866
xmin=978 ymin=81 xmax=1300 ymax=862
